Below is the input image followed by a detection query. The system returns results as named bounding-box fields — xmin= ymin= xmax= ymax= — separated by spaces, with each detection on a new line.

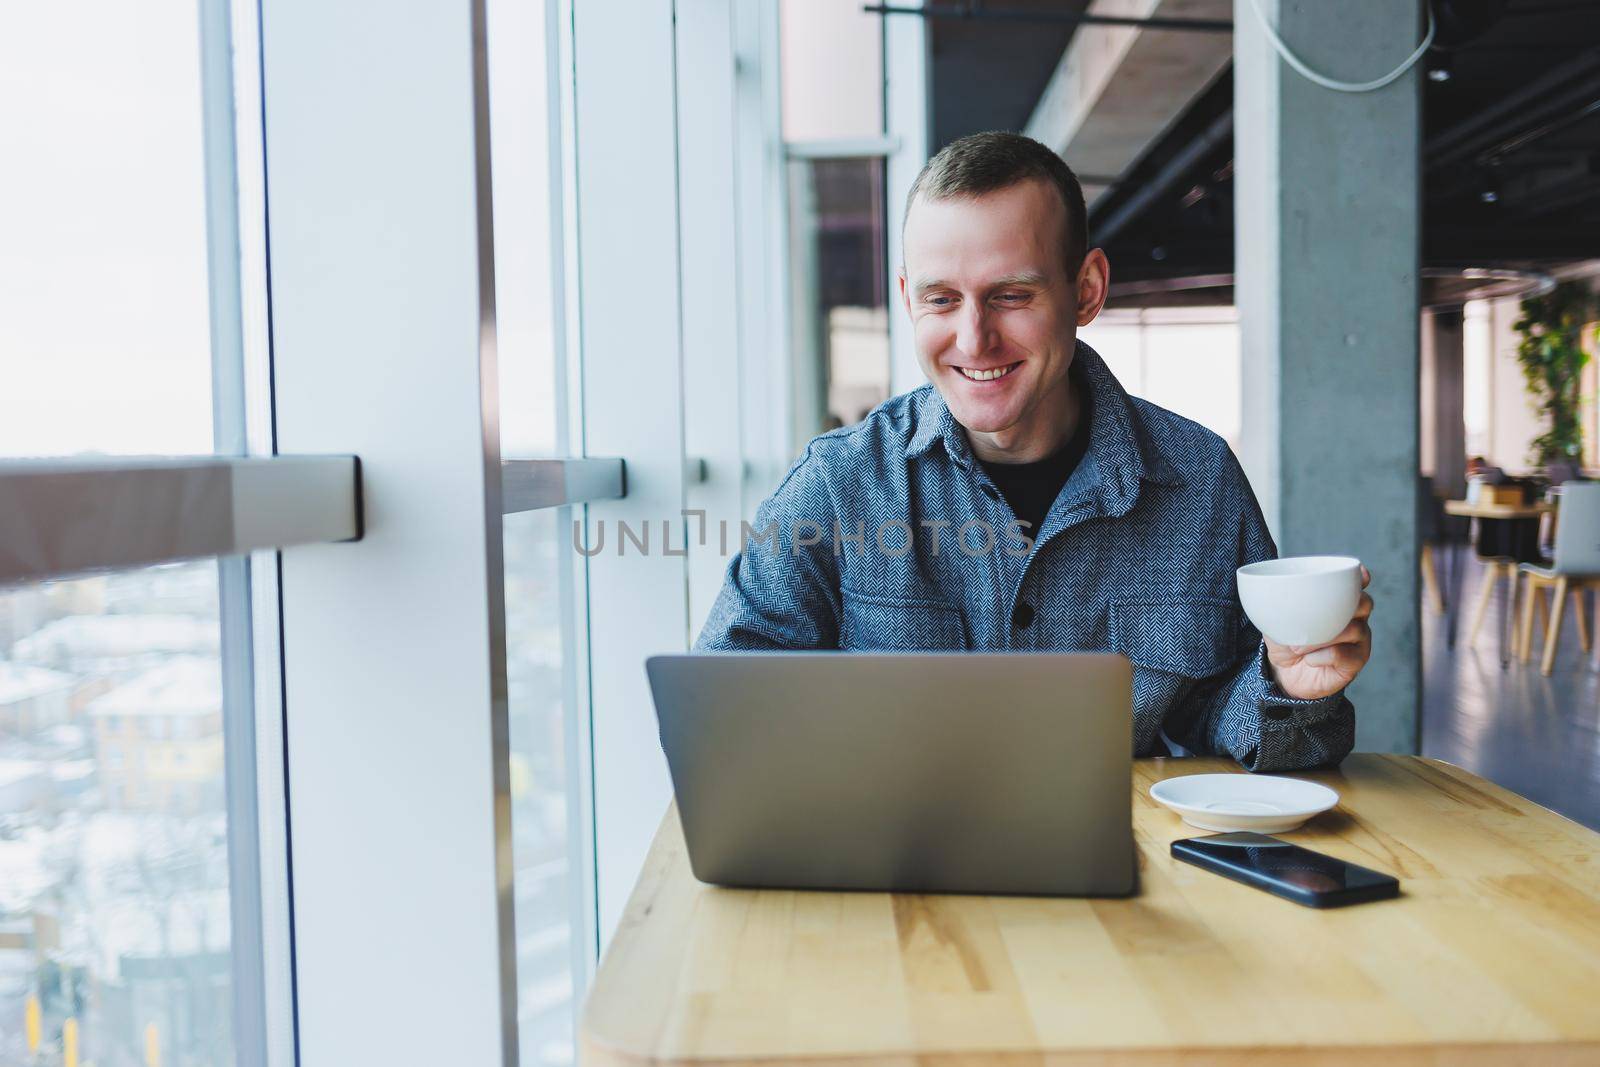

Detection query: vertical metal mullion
xmin=197 ymin=0 xmax=268 ymax=1063
xmin=470 ymin=0 xmax=523 ymax=1059
xmin=545 ymin=0 xmax=576 ymax=465
xmin=551 ymin=0 xmax=603 ymax=1008
xmin=233 ymin=0 xmax=300 ymax=1051
xmin=557 ymin=500 xmax=597 ymax=1018
xmin=199 ymin=0 xmax=287 ymax=1061
xmin=215 ymin=555 xmax=266 ymax=1065
xmin=201 ymin=0 xmax=248 ymax=461
xmin=249 ymin=545 xmax=296 ymax=1067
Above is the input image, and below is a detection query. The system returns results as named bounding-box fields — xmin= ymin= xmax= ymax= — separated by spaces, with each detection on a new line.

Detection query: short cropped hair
xmin=903 ymin=131 xmax=1088 ymax=277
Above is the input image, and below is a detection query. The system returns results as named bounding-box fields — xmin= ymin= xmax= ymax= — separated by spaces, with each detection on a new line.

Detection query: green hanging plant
xmin=1513 ymin=281 xmax=1597 ymax=468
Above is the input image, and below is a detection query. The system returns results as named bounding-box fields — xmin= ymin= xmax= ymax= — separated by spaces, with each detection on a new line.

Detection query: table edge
xmin=580 ymin=1034 xmax=1600 ymax=1067
xmin=578 ymin=755 xmax=1600 ymax=1064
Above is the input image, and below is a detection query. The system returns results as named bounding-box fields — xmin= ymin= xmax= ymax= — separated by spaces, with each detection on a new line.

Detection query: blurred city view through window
xmin=503 ymin=509 xmax=576 ymax=1067
xmin=1 ymin=0 xmax=242 ymax=1060
xmin=0 ymin=563 xmax=232 ymax=1065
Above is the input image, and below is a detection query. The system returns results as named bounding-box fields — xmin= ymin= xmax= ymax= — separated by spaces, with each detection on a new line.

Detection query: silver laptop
xmin=646 ymin=652 xmax=1136 ymax=897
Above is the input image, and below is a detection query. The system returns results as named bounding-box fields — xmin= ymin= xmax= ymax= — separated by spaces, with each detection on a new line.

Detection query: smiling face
xmin=899 ymin=178 xmax=1109 ymax=463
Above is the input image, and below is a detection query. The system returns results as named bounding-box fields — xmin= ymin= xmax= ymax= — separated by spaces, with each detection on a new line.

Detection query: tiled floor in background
xmin=1422 ymin=555 xmax=1600 ymax=832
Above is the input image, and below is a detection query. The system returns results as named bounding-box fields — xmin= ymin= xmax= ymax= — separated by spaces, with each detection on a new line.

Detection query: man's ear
xmin=898 ymin=269 xmax=911 ymax=316
xmin=1075 ymin=248 xmax=1111 ymax=327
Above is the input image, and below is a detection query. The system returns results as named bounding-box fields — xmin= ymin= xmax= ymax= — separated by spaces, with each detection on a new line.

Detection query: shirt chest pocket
xmin=839 ymin=587 xmax=969 ymax=651
xmin=1110 ymin=597 xmax=1238 ymax=679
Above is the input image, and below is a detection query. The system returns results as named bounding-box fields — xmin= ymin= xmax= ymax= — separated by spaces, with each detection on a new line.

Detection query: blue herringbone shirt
xmin=696 ymin=341 xmax=1354 ymax=772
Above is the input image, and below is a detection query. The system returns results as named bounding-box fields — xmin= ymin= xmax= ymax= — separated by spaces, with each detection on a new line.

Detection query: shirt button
xmin=1012 ymin=601 xmax=1035 ymax=629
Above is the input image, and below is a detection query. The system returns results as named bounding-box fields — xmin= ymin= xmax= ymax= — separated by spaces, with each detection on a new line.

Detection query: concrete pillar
xmin=1235 ymin=0 xmax=1422 ymax=754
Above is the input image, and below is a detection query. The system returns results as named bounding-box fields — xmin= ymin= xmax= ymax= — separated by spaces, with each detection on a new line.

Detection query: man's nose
xmin=954 ymin=301 xmax=997 ymax=358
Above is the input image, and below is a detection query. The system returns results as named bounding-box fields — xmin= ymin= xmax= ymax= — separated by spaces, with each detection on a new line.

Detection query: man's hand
xmin=1264 ymin=566 xmax=1374 ymax=701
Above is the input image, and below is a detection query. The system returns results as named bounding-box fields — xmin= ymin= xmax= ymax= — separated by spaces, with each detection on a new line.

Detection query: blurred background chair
xmin=1519 ymin=481 xmax=1600 ymax=676
xmin=1465 ymin=477 xmax=1546 ymax=652
xmin=1546 ymin=461 xmax=1582 ymax=487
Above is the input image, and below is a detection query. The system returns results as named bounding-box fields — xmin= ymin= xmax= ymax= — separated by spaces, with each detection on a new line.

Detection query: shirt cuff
xmin=1253 ymin=643 xmax=1347 ymax=723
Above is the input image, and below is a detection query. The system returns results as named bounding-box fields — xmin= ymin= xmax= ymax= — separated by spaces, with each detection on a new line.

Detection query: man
xmin=697 ymin=131 xmax=1373 ymax=772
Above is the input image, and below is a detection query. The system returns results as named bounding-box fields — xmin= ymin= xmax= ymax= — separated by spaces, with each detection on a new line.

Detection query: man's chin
xmin=942 ymin=402 xmax=1017 ymax=437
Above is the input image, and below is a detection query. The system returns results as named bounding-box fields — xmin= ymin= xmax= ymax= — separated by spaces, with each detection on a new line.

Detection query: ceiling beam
xmin=1425 ymin=226 xmax=1600 ymax=263
xmin=1023 ymin=0 xmax=1232 ymax=205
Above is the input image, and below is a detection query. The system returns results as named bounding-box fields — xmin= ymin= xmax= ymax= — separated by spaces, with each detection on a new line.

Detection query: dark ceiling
xmin=921 ymin=0 xmax=1600 ymax=292
xmin=928 ymin=0 xmax=1091 ymax=151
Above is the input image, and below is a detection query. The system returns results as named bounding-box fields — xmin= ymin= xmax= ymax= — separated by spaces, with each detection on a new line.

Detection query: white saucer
xmin=1149 ymin=773 xmax=1339 ymax=834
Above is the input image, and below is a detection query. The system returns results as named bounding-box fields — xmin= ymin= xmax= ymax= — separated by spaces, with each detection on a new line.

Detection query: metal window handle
xmin=500 ymin=457 xmax=627 ymax=513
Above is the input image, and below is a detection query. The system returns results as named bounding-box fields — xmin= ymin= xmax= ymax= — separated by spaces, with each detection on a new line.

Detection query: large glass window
xmin=1463 ymin=299 xmax=1492 ymax=460
xmin=1081 ymin=307 xmax=1243 ymax=454
xmin=490 ymin=0 xmax=561 ymax=459
xmin=0 ymin=2 xmax=217 ymax=458
xmin=780 ymin=2 xmax=893 ymax=453
xmin=501 ymin=507 xmax=579 ymax=1067
xmin=779 ymin=0 xmax=883 ymax=142
xmin=787 ymin=156 xmax=892 ymax=447
xmin=0 ymin=0 xmax=283 ymax=1062
xmin=487 ymin=1 xmax=586 ymax=1062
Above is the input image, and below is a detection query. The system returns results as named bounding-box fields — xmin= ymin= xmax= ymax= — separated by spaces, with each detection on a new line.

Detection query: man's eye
xmin=997 ymin=292 xmax=1029 ymax=303
xmin=927 ymin=296 xmax=955 ymax=307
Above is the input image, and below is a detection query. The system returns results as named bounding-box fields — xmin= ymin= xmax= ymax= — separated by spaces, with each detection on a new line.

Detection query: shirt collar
xmin=905 ymin=384 xmax=959 ymax=463
xmin=905 ymin=341 xmax=1186 ymax=501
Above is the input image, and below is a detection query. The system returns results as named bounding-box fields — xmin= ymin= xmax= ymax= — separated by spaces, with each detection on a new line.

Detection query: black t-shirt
xmin=978 ymin=387 xmax=1094 ymax=537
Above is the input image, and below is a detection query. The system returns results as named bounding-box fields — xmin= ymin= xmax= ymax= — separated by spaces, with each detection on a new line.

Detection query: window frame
xmin=4 ymin=1 xmax=622 ymax=1064
xmin=2 ymin=0 xmax=834 ymax=1060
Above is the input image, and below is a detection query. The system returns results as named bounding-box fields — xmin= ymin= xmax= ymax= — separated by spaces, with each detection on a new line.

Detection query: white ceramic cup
xmin=1235 ymin=555 xmax=1363 ymax=647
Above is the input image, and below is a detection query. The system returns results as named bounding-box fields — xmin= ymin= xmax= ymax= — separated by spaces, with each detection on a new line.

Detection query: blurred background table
xmin=1443 ymin=501 xmax=1555 ymax=521
xmin=1442 ymin=499 xmax=1555 ymax=664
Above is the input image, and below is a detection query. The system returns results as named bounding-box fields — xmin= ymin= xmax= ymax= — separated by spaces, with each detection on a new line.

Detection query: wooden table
xmin=1441 ymin=500 xmax=1556 ymax=665
xmin=1442 ymin=501 xmax=1555 ymax=521
xmin=581 ymin=755 xmax=1600 ymax=1066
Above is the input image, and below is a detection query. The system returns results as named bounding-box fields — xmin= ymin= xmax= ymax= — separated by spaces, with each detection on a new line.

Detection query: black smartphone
xmin=1170 ymin=831 xmax=1399 ymax=908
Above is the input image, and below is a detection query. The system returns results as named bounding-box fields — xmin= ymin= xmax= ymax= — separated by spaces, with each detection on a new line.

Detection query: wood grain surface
xmin=1442 ymin=500 xmax=1555 ymax=520
xmin=580 ymin=755 xmax=1600 ymax=1066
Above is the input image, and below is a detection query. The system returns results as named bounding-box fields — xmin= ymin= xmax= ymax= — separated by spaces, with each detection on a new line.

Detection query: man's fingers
xmin=1360 ymin=565 xmax=1371 ymax=588
xmin=1353 ymin=592 xmax=1375 ymax=620
xmin=1301 ymin=630 xmax=1370 ymax=670
xmin=1337 ymin=631 xmax=1371 ymax=670
xmin=1298 ymin=619 xmax=1372 ymax=655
